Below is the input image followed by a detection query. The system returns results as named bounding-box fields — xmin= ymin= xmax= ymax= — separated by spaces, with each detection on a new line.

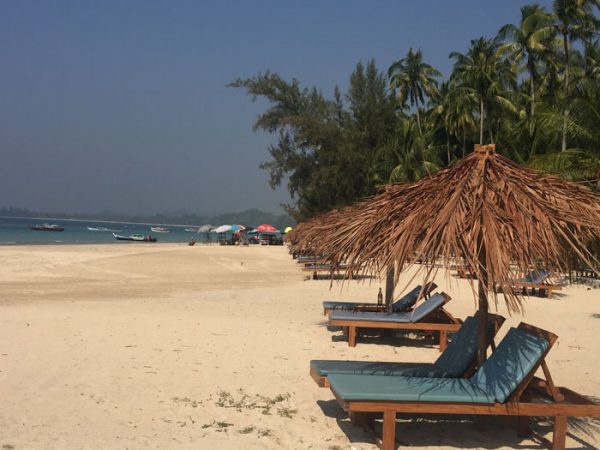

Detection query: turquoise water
xmin=0 ymin=217 xmax=208 ymax=245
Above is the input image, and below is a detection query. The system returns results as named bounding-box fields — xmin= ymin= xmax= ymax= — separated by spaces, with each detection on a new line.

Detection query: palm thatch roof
xmin=302 ymin=144 xmax=600 ymax=313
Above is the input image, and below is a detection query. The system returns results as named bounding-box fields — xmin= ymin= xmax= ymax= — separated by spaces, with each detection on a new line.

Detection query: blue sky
xmin=0 ymin=0 xmax=551 ymax=214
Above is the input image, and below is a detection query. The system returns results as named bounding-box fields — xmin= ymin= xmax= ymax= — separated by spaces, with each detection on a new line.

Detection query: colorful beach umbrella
xmin=257 ymin=224 xmax=277 ymax=232
xmin=213 ymin=224 xmax=231 ymax=233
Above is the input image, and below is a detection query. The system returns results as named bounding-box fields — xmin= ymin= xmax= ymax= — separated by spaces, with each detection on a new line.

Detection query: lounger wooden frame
xmin=302 ymin=263 xmax=356 ymax=279
xmin=330 ymin=322 xmax=600 ymax=450
xmin=329 ymin=292 xmax=461 ymax=351
xmin=322 ymin=282 xmax=438 ymax=316
xmin=498 ymin=272 xmax=562 ymax=299
xmin=311 ymin=313 xmax=505 ymax=389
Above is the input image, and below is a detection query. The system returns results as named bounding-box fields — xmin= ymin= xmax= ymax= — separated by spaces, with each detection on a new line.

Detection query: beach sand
xmin=0 ymin=244 xmax=598 ymax=449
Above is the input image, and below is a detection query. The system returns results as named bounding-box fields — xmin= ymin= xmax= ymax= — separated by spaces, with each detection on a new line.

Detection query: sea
xmin=0 ymin=216 xmax=209 ymax=245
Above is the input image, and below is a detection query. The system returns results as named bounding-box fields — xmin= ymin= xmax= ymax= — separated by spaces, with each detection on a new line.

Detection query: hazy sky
xmin=0 ymin=0 xmax=551 ymax=215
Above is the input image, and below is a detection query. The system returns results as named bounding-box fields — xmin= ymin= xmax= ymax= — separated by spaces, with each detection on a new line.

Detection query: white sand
xmin=0 ymin=244 xmax=598 ymax=449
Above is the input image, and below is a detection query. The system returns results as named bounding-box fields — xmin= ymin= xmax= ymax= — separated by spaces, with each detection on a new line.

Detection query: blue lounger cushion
xmin=329 ymin=327 xmax=549 ymax=405
xmin=311 ymin=315 xmax=481 ymax=379
xmin=329 ymin=375 xmax=494 ymax=403
xmin=329 ymin=293 xmax=445 ymax=323
xmin=322 ymin=285 xmax=423 ymax=312
xmin=471 ymin=327 xmax=549 ymax=403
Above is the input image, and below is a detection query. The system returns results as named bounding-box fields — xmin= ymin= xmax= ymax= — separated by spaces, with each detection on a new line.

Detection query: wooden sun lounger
xmin=322 ymin=282 xmax=437 ymax=315
xmin=302 ymin=263 xmax=355 ymax=279
xmin=503 ymin=270 xmax=562 ymax=299
xmin=328 ymin=292 xmax=461 ymax=351
xmin=310 ymin=313 xmax=505 ymax=388
xmin=326 ymin=322 xmax=600 ymax=450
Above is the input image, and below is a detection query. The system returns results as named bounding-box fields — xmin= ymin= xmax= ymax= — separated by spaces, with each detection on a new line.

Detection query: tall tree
xmin=388 ymin=48 xmax=441 ymax=135
xmin=450 ymin=37 xmax=517 ymax=144
xmin=498 ymin=4 xmax=555 ymax=120
xmin=553 ymin=0 xmax=600 ymax=150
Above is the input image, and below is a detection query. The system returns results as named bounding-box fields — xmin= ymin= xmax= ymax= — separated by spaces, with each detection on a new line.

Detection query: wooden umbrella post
xmin=385 ymin=265 xmax=395 ymax=313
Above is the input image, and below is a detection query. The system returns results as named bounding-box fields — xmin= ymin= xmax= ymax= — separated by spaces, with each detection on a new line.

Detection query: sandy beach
xmin=0 ymin=243 xmax=598 ymax=449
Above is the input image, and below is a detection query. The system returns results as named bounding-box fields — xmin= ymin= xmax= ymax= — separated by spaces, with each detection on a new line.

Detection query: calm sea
xmin=0 ymin=217 xmax=208 ymax=245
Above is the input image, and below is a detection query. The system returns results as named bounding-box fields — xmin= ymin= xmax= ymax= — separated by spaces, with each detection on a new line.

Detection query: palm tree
xmin=450 ymin=37 xmax=517 ymax=144
xmin=498 ymin=4 xmax=555 ymax=120
xmin=371 ymin=117 xmax=441 ymax=184
xmin=388 ymin=48 xmax=442 ymax=135
xmin=553 ymin=0 xmax=600 ymax=151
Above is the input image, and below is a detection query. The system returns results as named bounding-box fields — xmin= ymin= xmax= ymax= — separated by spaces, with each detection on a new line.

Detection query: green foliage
xmin=230 ymin=61 xmax=397 ymax=220
xmin=233 ymin=2 xmax=600 ymax=221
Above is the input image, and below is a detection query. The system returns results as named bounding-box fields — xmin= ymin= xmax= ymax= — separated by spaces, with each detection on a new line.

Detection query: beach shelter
xmin=257 ymin=224 xmax=277 ymax=232
xmin=197 ymin=224 xmax=212 ymax=233
xmin=213 ymin=224 xmax=231 ymax=233
xmin=306 ymin=144 xmax=600 ymax=364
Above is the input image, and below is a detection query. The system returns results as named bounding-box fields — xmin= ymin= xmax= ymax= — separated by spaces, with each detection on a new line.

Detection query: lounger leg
xmin=439 ymin=330 xmax=447 ymax=352
xmin=382 ymin=410 xmax=397 ymax=450
xmin=348 ymin=327 xmax=357 ymax=347
xmin=552 ymin=415 xmax=567 ymax=450
xmin=349 ymin=411 xmax=366 ymax=427
xmin=517 ymin=416 xmax=531 ymax=437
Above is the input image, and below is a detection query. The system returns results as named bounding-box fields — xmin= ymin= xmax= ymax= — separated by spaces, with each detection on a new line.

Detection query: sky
xmin=0 ymin=0 xmax=552 ymax=215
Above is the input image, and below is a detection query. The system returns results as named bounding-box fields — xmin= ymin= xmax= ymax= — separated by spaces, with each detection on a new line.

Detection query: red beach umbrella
xmin=257 ymin=224 xmax=277 ymax=232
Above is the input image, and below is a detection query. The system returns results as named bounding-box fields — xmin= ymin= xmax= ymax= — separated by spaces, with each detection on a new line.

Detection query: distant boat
xmin=184 ymin=228 xmax=198 ymax=232
xmin=87 ymin=226 xmax=122 ymax=232
xmin=112 ymin=233 xmax=157 ymax=242
xmin=30 ymin=223 xmax=64 ymax=232
xmin=150 ymin=226 xmax=170 ymax=233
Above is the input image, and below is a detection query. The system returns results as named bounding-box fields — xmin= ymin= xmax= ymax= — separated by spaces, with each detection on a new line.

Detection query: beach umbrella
xmin=197 ymin=224 xmax=212 ymax=233
xmin=284 ymin=226 xmax=293 ymax=234
xmin=309 ymin=144 xmax=600 ymax=365
xmin=213 ymin=224 xmax=231 ymax=233
xmin=257 ymin=224 xmax=277 ymax=232
xmin=230 ymin=224 xmax=245 ymax=232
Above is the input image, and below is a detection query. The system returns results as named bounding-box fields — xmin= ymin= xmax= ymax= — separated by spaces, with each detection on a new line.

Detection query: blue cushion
xmin=523 ymin=270 xmax=549 ymax=284
xmin=433 ymin=315 xmax=478 ymax=375
xmin=329 ymin=293 xmax=446 ymax=324
xmin=391 ymin=285 xmax=422 ymax=312
xmin=329 ymin=374 xmax=494 ymax=403
xmin=406 ymin=293 xmax=446 ymax=321
xmin=329 ymin=309 xmax=412 ymax=323
xmin=310 ymin=360 xmax=447 ymax=378
xmin=322 ymin=301 xmax=365 ymax=310
xmin=472 ymin=327 xmax=549 ymax=403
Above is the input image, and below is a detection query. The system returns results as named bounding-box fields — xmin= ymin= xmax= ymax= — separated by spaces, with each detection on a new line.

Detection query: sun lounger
xmin=501 ymin=270 xmax=562 ymax=299
xmin=325 ymin=322 xmax=600 ymax=450
xmin=311 ymin=313 xmax=505 ymax=388
xmin=322 ymin=283 xmax=437 ymax=315
xmin=302 ymin=263 xmax=355 ymax=279
xmin=328 ymin=292 xmax=461 ymax=351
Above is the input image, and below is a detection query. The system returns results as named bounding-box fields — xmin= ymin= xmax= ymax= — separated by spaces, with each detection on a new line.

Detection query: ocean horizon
xmin=0 ymin=216 xmax=208 ymax=245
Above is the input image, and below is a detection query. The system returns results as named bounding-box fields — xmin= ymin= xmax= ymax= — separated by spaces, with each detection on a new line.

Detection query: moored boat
xmin=87 ymin=226 xmax=122 ymax=232
xmin=150 ymin=226 xmax=170 ymax=233
xmin=30 ymin=223 xmax=64 ymax=232
xmin=112 ymin=233 xmax=157 ymax=242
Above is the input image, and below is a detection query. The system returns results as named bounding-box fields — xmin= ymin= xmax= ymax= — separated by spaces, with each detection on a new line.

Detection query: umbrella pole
xmin=476 ymin=239 xmax=489 ymax=367
xmin=385 ymin=265 xmax=395 ymax=313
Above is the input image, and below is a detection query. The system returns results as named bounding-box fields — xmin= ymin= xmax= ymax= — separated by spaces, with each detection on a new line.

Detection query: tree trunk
xmin=446 ymin=134 xmax=451 ymax=164
xmin=529 ymin=56 xmax=536 ymax=120
xmin=479 ymin=98 xmax=485 ymax=144
xmin=562 ymin=32 xmax=569 ymax=152
xmin=385 ymin=265 xmax=395 ymax=313
xmin=414 ymin=91 xmax=423 ymax=136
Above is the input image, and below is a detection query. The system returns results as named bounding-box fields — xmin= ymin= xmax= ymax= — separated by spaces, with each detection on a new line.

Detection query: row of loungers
xmin=312 ymin=286 xmax=600 ymax=449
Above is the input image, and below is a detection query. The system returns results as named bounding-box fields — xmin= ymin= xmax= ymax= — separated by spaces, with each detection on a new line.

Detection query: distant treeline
xmin=0 ymin=207 xmax=295 ymax=229
xmin=231 ymin=1 xmax=600 ymax=221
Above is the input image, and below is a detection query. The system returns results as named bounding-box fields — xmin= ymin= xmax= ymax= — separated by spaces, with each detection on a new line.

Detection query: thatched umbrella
xmin=310 ymin=144 xmax=600 ymax=365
